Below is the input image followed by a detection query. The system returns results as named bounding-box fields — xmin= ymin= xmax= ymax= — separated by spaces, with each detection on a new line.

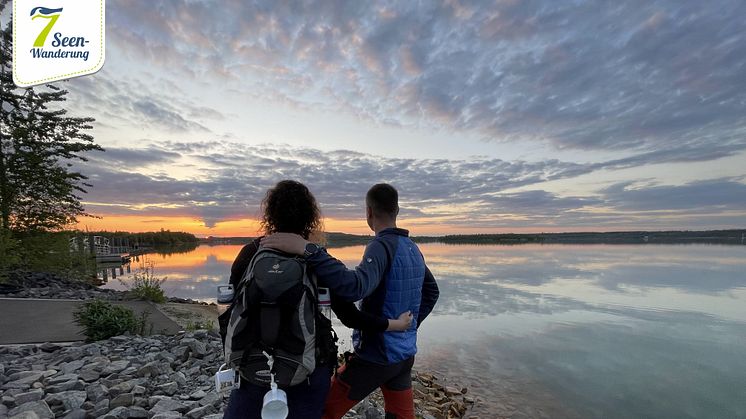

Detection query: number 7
xmin=33 ymin=14 xmax=61 ymax=47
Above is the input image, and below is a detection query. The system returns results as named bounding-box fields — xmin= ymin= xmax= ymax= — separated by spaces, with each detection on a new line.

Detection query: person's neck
xmin=373 ymin=220 xmax=397 ymax=235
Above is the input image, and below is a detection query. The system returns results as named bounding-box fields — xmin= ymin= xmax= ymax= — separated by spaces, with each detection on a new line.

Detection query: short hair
xmin=366 ymin=183 xmax=399 ymax=219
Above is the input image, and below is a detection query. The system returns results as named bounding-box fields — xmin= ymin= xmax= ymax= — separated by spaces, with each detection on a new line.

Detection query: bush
xmin=0 ymin=229 xmax=21 ymax=283
xmin=120 ymin=258 xmax=167 ymax=303
xmin=73 ymin=299 xmax=148 ymax=341
xmin=13 ymin=231 xmax=96 ymax=281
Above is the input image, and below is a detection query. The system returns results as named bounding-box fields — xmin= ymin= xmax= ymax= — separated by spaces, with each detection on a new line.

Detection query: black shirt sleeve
xmin=229 ymin=239 xmax=260 ymax=289
xmin=330 ymin=295 xmax=389 ymax=332
xmin=417 ymin=266 xmax=439 ymax=327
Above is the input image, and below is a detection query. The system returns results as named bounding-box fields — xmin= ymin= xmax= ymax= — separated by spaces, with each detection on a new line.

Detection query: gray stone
xmin=147 ymin=396 xmax=169 ymax=408
xmin=7 ymin=400 xmax=54 ymax=419
xmin=3 ymin=395 xmax=17 ymax=406
xmin=78 ymin=368 xmax=100 ymax=382
xmin=170 ymin=346 xmax=189 ymax=363
xmin=136 ymin=362 xmax=167 ymax=378
xmin=13 ymin=389 xmax=43 ymax=405
xmin=110 ymin=393 xmax=134 ymax=409
xmin=187 ymin=340 xmax=207 ymax=359
xmin=61 ymin=408 xmax=87 ymax=419
xmin=0 ymin=404 xmax=7 ymax=417
xmin=132 ymin=385 xmax=146 ymax=395
xmin=202 ymin=415 xmax=223 ymax=419
xmin=109 ymin=381 xmax=134 ymax=397
xmin=186 ymin=404 xmax=215 ymax=419
xmin=189 ymin=390 xmax=206 ymax=400
xmin=8 ymin=371 xmax=45 ymax=384
xmin=156 ymin=382 xmax=178 ymax=396
xmin=101 ymin=360 xmax=130 ymax=376
xmin=45 ymin=380 xmax=82 ymax=393
xmin=47 ymin=374 xmax=78 ymax=385
xmin=93 ymin=399 xmax=110 ymax=417
xmin=9 ymin=411 xmax=41 ymax=419
xmin=85 ymin=383 xmax=108 ymax=403
xmin=44 ymin=390 xmax=87 ymax=411
xmin=197 ymin=392 xmax=221 ymax=408
xmin=60 ymin=360 xmax=86 ymax=374
xmin=127 ymin=406 xmax=149 ymax=418
xmin=39 ymin=343 xmax=62 ymax=353
xmin=151 ymin=412 xmax=182 ymax=419
xmin=102 ymin=406 xmax=129 ymax=419
xmin=170 ymin=372 xmax=187 ymax=387
xmin=150 ymin=398 xmax=189 ymax=414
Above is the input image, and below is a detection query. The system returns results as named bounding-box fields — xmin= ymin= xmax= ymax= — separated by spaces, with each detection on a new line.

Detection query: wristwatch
xmin=303 ymin=242 xmax=320 ymax=258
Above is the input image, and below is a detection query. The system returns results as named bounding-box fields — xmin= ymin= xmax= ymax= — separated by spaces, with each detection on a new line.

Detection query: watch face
xmin=305 ymin=243 xmax=319 ymax=254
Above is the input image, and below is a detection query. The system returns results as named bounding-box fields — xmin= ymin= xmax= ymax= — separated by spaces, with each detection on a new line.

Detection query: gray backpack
xmin=223 ymin=247 xmax=319 ymax=387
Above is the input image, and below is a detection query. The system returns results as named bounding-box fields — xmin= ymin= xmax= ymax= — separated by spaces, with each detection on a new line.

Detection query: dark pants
xmin=223 ymin=365 xmax=332 ymax=419
xmin=323 ymin=355 xmax=415 ymax=419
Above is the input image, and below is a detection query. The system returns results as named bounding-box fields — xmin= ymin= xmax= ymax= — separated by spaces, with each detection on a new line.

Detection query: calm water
xmin=102 ymin=243 xmax=746 ymax=418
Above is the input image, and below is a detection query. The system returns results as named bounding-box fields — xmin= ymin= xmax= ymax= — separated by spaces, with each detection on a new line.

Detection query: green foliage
xmin=0 ymin=11 xmax=103 ymax=232
xmin=14 ymin=231 xmax=96 ymax=280
xmin=0 ymin=228 xmax=21 ymax=282
xmin=73 ymin=299 xmax=147 ymax=341
xmin=119 ymin=258 xmax=167 ymax=303
xmin=88 ymin=230 xmax=200 ymax=247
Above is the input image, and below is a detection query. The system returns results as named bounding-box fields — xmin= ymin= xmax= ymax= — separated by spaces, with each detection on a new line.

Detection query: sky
xmin=9 ymin=0 xmax=746 ymax=236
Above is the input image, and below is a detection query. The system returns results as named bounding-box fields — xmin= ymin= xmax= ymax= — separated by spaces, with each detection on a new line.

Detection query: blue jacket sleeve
xmin=417 ymin=266 xmax=439 ymax=327
xmin=306 ymin=240 xmax=388 ymax=302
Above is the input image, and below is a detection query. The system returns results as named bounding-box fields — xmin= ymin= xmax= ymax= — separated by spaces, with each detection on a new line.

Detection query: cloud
xmin=99 ymin=0 xmax=746 ymax=164
xmin=67 ymin=77 xmax=220 ymax=132
xmin=75 ymin=141 xmax=746 ymax=231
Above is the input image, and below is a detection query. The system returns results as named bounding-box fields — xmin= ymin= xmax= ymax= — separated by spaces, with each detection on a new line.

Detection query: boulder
xmin=7 ymin=400 xmax=54 ymax=419
xmin=110 ymin=393 xmax=135 ymax=409
xmin=44 ymin=390 xmax=87 ymax=411
xmin=13 ymin=389 xmax=43 ymax=405
xmin=150 ymin=398 xmax=189 ymax=414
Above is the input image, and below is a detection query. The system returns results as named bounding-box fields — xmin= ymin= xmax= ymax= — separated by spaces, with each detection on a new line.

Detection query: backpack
xmin=222 ymin=246 xmax=334 ymax=387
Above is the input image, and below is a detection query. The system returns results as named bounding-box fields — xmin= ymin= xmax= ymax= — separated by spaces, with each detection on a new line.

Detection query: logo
xmin=13 ymin=1 xmax=105 ymax=87
xmin=268 ymin=263 xmax=284 ymax=274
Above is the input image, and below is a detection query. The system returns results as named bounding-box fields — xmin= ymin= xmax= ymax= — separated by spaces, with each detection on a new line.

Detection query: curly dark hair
xmin=260 ymin=180 xmax=322 ymax=239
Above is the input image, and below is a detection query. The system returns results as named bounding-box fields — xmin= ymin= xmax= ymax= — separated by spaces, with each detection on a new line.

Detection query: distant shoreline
xmin=199 ymin=229 xmax=746 ymax=247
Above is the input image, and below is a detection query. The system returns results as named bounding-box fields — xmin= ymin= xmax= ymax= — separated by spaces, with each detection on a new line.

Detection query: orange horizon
xmin=73 ymin=213 xmax=692 ymax=237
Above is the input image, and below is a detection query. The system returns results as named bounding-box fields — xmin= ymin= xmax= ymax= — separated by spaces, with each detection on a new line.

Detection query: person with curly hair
xmin=222 ymin=180 xmax=412 ymax=419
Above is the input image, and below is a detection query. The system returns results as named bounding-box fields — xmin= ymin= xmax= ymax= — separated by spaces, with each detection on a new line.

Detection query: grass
xmin=119 ymin=258 xmax=167 ymax=303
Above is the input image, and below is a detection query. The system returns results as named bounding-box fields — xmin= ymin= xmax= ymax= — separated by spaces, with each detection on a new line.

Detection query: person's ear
xmin=395 ymin=205 xmax=400 ymax=216
xmin=366 ymin=206 xmax=373 ymax=219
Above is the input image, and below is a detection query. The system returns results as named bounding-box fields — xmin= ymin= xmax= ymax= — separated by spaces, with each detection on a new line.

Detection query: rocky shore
xmin=0 ymin=272 xmax=474 ymax=418
xmin=0 ymin=271 xmax=210 ymax=306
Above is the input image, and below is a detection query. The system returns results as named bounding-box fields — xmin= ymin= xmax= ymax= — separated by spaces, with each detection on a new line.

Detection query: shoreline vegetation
xmin=202 ymin=228 xmax=746 ymax=248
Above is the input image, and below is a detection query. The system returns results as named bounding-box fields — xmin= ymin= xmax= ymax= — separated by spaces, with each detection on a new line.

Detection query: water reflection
xmin=99 ymin=243 xmax=746 ymax=418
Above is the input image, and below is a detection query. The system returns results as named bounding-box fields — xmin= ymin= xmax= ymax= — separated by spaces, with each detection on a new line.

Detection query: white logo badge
xmin=13 ymin=1 xmax=106 ymax=87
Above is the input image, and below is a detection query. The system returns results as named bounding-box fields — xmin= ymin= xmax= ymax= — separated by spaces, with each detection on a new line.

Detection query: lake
xmin=101 ymin=243 xmax=746 ymax=418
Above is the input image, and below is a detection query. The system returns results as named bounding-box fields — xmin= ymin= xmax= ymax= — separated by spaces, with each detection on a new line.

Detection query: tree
xmin=0 ymin=6 xmax=103 ymax=232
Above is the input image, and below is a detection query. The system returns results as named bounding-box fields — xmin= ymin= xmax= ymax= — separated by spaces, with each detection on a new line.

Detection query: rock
xmin=93 ymin=399 xmax=110 ymax=417
xmin=45 ymin=380 xmax=82 ymax=393
xmin=170 ymin=372 xmax=187 ymax=387
xmin=60 ymin=360 xmax=86 ymax=374
xmin=78 ymin=368 xmax=100 ymax=382
xmin=109 ymin=381 xmax=134 ymax=397
xmin=157 ymin=382 xmax=178 ymax=396
xmin=445 ymin=385 xmax=462 ymax=396
xmin=101 ymin=360 xmax=130 ymax=376
xmin=9 ymin=411 xmax=41 ymax=419
xmin=182 ymin=338 xmax=207 ymax=359
xmin=189 ymin=390 xmax=207 ymax=400
xmin=7 ymin=400 xmax=55 ymax=419
xmin=86 ymin=383 xmax=108 ymax=403
xmin=137 ymin=362 xmax=167 ymax=378
xmin=102 ymin=406 xmax=129 ymax=419
xmin=150 ymin=398 xmax=189 ymax=414
xmin=151 ymin=412 xmax=182 ymax=419
xmin=170 ymin=346 xmax=190 ymax=363
xmin=61 ymin=408 xmax=87 ymax=419
xmin=133 ymin=385 xmax=146 ymax=395
xmin=110 ymin=392 xmax=135 ymax=409
xmin=47 ymin=374 xmax=79 ymax=385
xmin=3 ymin=395 xmax=16 ymax=406
xmin=0 ymin=404 xmax=7 ymax=417
xmin=39 ymin=343 xmax=62 ymax=353
xmin=127 ymin=406 xmax=149 ymax=418
xmin=185 ymin=404 xmax=215 ymax=419
xmin=13 ymin=389 xmax=43 ymax=405
xmin=197 ymin=392 xmax=221 ymax=408
xmin=44 ymin=390 xmax=87 ymax=411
